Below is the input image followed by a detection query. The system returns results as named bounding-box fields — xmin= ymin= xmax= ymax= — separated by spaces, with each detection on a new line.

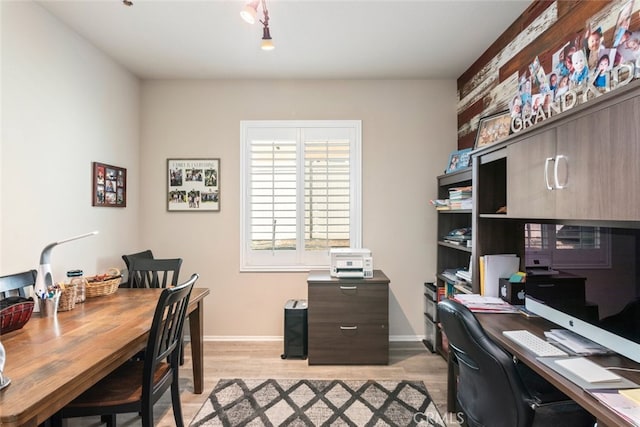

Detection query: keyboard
xmin=502 ymin=330 xmax=569 ymax=357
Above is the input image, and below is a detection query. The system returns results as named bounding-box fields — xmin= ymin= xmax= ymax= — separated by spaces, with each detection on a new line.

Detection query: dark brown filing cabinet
xmin=307 ymin=270 xmax=389 ymax=365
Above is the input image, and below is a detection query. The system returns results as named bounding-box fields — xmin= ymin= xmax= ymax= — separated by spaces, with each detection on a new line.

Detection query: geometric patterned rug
xmin=189 ymin=378 xmax=446 ymax=426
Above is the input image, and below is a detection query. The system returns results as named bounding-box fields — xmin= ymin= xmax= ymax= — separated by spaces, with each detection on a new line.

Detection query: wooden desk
xmin=469 ymin=312 xmax=640 ymax=427
xmin=0 ymin=287 xmax=209 ymax=427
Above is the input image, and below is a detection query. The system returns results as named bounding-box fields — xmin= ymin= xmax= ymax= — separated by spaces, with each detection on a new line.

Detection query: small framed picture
xmin=446 ymin=148 xmax=472 ymax=173
xmin=474 ymin=111 xmax=512 ymax=149
xmin=92 ymin=162 xmax=126 ymax=207
xmin=167 ymin=158 xmax=220 ymax=211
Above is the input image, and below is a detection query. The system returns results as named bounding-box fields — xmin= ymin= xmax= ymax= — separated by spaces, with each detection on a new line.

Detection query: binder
xmin=482 ymin=254 xmax=519 ymax=297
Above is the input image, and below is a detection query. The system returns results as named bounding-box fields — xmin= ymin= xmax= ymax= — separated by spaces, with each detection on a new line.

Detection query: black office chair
xmin=54 ymin=273 xmax=198 ymax=427
xmin=121 ymin=249 xmax=154 ymax=287
xmin=437 ymin=299 xmax=595 ymax=427
xmin=127 ymin=258 xmax=182 ymax=289
xmin=0 ymin=269 xmax=37 ymax=299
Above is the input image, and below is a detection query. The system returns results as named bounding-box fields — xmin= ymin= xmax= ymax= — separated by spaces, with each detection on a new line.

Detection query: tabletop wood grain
xmin=0 ymin=287 xmax=209 ymax=427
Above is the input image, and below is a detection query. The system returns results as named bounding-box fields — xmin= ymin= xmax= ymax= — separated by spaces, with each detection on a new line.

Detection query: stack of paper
xmin=480 ymin=254 xmax=520 ymax=297
xmin=545 ymin=329 xmax=613 ymax=355
xmin=453 ymin=294 xmax=518 ymax=313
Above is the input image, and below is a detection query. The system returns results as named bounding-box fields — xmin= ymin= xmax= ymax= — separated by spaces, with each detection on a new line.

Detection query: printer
xmin=330 ymin=248 xmax=373 ymax=278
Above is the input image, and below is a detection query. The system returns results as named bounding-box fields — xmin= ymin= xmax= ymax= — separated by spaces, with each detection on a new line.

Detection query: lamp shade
xmin=261 ymin=26 xmax=274 ymax=50
xmin=240 ymin=1 xmax=259 ymax=24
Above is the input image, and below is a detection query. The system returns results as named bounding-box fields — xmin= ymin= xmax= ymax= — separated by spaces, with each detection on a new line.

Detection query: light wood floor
xmin=65 ymin=341 xmax=460 ymax=426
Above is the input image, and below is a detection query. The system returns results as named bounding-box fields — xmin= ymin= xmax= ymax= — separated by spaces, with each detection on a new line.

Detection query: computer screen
xmin=525 ymin=226 xmax=640 ymax=363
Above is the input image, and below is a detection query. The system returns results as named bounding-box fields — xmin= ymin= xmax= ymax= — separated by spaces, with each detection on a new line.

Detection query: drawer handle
xmin=339 ymin=286 xmax=357 ymax=290
xmin=340 ymin=326 xmax=358 ymax=330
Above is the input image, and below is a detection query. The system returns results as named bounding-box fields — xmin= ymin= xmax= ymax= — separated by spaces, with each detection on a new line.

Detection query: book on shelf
xmin=449 ymin=186 xmax=472 ymax=199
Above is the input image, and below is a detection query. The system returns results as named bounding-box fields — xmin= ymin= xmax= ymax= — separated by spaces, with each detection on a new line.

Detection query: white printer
xmin=330 ymin=248 xmax=373 ymax=278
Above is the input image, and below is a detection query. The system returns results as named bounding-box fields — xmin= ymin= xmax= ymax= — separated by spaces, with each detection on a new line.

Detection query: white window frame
xmin=240 ymin=120 xmax=362 ymax=272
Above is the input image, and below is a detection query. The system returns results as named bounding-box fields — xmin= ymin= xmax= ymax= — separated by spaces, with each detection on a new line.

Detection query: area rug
xmin=190 ymin=378 xmax=446 ymax=426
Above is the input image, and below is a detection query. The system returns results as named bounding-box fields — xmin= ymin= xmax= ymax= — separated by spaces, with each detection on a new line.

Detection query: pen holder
xmin=39 ymin=294 xmax=60 ymax=318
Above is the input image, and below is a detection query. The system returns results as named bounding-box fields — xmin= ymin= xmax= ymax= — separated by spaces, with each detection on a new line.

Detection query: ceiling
xmin=38 ymin=0 xmax=532 ymax=80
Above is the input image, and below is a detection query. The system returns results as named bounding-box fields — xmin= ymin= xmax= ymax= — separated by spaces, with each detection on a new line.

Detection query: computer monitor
xmin=526 ymin=294 xmax=640 ymax=363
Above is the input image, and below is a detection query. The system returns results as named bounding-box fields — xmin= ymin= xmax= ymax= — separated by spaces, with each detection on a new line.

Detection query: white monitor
xmin=526 ymin=296 xmax=640 ymax=364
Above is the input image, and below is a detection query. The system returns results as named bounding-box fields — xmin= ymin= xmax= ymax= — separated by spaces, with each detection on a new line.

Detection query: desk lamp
xmin=34 ymin=231 xmax=99 ymax=296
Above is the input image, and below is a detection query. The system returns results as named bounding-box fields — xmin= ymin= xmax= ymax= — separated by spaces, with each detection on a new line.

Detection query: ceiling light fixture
xmin=240 ymin=0 xmax=274 ymax=51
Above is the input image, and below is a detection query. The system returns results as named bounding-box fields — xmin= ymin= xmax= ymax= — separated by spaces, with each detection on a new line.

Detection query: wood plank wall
xmin=456 ymin=0 xmax=640 ymax=149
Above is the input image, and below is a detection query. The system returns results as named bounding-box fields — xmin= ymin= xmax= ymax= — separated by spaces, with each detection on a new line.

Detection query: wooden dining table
xmin=0 ymin=287 xmax=209 ymax=427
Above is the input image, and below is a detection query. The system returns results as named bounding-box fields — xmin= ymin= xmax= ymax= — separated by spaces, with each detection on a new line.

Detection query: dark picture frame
xmin=446 ymin=148 xmax=472 ymax=173
xmin=167 ymin=158 xmax=220 ymax=212
xmin=92 ymin=162 xmax=126 ymax=207
xmin=474 ymin=111 xmax=512 ymax=149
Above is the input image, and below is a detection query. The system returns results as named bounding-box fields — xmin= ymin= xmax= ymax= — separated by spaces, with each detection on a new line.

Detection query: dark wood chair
xmin=121 ymin=250 xmax=154 ymax=287
xmin=127 ymin=258 xmax=185 ymax=364
xmin=54 ymin=273 xmax=199 ymax=427
xmin=127 ymin=258 xmax=182 ymax=289
xmin=0 ymin=270 xmax=37 ymax=299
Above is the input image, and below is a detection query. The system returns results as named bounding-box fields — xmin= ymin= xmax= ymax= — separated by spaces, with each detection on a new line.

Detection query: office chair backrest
xmin=143 ymin=273 xmax=197 ymax=405
xmin=0 ymin=270 xmax=37 ymax=299
xmin=128 ymin=258 xmax=182 ymax=289
xmin=438 ymin=299 xmax=534 ymax=427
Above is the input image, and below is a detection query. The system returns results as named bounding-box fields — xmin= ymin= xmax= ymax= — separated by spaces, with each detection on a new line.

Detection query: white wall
xmin=140 ymin=80 xmax=457 ymax=339
xmin=1 ymin=2 xmax=140 ymax=279
xmin=1 ymin=1 xmax=458 ymax=340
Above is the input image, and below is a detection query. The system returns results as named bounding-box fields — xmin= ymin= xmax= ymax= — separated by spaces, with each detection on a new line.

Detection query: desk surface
xmin=476 ymin=312 xmax=640 ymax=427
xmin=0 ymin=287 xmax=209 ymax=427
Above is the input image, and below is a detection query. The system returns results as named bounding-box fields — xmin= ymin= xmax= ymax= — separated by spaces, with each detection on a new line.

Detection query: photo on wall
xmin=167 ymin=158 xmax=220 ymax=212
xmin=92 ymin=161 xmax=126 ymax=207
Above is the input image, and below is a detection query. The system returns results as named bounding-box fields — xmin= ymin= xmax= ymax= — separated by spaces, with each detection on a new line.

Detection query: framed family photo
xmin=446 ymin=148 xmax=472 ymax=173
xmin=92 ymin=162 xmax=126 ymax=207
xmin=167 ymin=158 xmax=220 ymax=212
xmin=474 ymin=111 xmax=512 ymax=149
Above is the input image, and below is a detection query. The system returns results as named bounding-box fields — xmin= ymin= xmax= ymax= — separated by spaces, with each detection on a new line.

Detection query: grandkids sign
xmin=511 ymin=62 xmax=637 ymax=134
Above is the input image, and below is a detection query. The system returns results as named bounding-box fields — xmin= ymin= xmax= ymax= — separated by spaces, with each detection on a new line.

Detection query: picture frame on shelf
xmin=92 ymin=162 xmax=126 ymax=207
xmin=446 ymin=148 xmax=472 ymax=173
xmin=167 ymin=158 xmax=220 ymax=212
xmin=474 ymin=110 xmax=512 ymax=149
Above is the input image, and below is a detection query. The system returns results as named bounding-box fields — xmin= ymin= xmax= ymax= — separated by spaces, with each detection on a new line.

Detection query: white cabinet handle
xmin=544 ymin=157 xmax=555 ymax=190
xmin=339 ymin=286 xmax=357 ymax=290
xmin=340 ymin=326 xmax=358 ymax=330
xmin=554 ymin=154 xmax=568 ymax=189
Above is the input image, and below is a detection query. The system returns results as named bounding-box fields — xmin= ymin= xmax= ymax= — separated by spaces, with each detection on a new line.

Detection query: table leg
xmin=189 ymin=299 xmax=204 ymax=394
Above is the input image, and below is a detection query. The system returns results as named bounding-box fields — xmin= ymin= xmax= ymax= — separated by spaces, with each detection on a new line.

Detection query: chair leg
xmin=141 ymin=403 xmax=154 ymax=427
xmin=101 ymin=414 xmax=116 ymax=427
xmin=171 ymin=380 xmax=185 ymax=427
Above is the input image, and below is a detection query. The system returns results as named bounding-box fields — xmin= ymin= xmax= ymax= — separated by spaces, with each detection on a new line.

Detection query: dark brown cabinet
xmin=472 ymin=80 xmax=640 ymax=291
xmin=307 ymin=270 xmax=389 ymax=365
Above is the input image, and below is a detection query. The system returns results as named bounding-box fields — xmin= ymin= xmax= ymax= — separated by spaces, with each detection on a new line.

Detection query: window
xmin=525 ymin=224 xmax=611 ymax=269
xmin=240 ymin=120 xmax=362 ymax=271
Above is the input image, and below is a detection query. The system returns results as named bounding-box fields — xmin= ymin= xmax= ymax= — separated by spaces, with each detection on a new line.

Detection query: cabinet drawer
xmin=424 ymin=282 xmax=437 ymax=301
xmin=424 ymin=318 xmax=437 ymax=352
xmin=308 ymin=283 xmax=388 ymax=323
xmin=308 ymin=323 xmax=388 ymax=365
xmin=425 ymin=296 xmax=438 ymax=322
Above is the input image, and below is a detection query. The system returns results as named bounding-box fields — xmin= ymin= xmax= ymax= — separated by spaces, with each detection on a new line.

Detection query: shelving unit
xmin=426 ymin=167 xmax=473 ymax=356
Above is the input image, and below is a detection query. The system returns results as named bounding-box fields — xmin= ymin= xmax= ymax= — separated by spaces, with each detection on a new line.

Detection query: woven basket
xmin=0 ymin=299 xmax=35 ymax=334
xmin=57 ymin=283 xmax=77 ymax=312
xmin=85 ymin=268 xmax=122 ymax=298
